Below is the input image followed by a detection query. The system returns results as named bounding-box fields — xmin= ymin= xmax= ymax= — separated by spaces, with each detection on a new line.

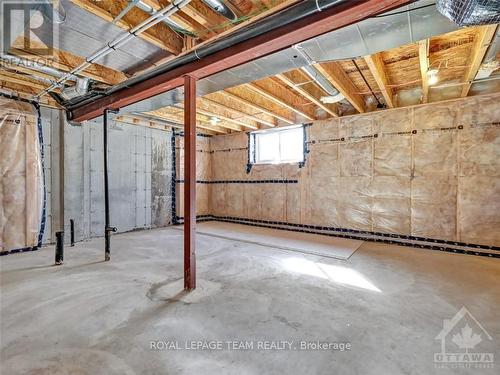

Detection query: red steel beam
xmin=184 ymin=75 xmax=196 ymax=290
xmin=71 ymin=0 xmax=410 ymax=122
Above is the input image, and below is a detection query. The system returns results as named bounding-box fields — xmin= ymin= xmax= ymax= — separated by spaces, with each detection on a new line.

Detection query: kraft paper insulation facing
xmin=177 ymin=93 xmax=500 ymax=248
xmin=0 ymin=97 xmax=44 ymax=252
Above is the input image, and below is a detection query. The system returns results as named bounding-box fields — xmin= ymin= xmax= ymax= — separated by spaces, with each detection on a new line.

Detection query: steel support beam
xmin=184 ymin=75 xmax=197 ymax=290
xmin=70 ymin=0 xmax=410 ymax=122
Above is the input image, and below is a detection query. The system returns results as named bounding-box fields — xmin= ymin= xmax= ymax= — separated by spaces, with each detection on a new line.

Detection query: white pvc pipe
xmin=34 ymin=0 xmax=192 ymax=100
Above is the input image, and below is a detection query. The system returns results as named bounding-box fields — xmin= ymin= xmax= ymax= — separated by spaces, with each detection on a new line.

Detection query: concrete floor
xmin=1 ymin=226 xmax=499 ymax=375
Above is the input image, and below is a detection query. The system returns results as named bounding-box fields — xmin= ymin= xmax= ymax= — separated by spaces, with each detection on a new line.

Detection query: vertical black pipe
xmin=103 ymin=109 xmax=118 ymax=261
xmin=55 ymin=231 xmax=64 ymax=265
xmin=70 ymin=219 xmax=75 ymax=247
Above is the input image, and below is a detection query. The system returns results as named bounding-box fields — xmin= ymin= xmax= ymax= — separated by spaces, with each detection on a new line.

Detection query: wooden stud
xmin=275 ymin=73 xmax=338 ymax=117
xmin=418 ymin=38 xmax=430 ymax=103
xmin=364 ymin=53 xmax=395 ymax=108
xmin=460 ymin=24 xmax=498 ymax=97
xmin=221 ymin=90 xmax=294 ymax=124
xmin=314 ymin=62 xmax=366 ymax=113
xmin=245 ymin=82 xmax=315 ymax=121
xmin=69 ymin=0 xmax=183 ymax=54
xmin=201 ymin=97 xmax=276 ymax=127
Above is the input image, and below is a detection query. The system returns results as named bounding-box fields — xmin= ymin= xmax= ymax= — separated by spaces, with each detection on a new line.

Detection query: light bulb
xmin=427 ymin=69 xmax=439 ymax=85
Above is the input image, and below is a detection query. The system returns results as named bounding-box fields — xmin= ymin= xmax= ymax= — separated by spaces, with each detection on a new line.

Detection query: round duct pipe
xmin=202 ymin=0 xmax=238 ymax=21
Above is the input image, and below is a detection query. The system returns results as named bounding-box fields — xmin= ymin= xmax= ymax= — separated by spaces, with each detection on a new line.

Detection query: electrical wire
xmin=351 ymin=59 xmax=383 ymax=106
xmin=374 ymin=2 xmax=436 ymax=18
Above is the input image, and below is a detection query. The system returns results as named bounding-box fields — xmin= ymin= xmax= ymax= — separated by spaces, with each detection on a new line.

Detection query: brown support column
xmin=184 ymin=75 xmax=196 ymax=290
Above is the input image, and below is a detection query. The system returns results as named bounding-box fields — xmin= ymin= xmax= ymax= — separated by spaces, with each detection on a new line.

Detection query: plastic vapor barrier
xmin=0 ymin=97 xmax=44 ymax=253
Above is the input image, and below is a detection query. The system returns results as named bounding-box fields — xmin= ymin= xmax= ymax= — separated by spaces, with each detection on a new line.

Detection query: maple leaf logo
xmin=452 ymin=324 xmax=482 ymax=352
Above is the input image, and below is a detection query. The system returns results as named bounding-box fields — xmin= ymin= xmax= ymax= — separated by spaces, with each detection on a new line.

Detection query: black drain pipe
xmin=70 ymin=219 xmax=75 ymax=246
xmin=55 ymin=231 xmax=64 ymax=265
xmin=66 ymin=0 xmax=350 ymax=112
xmin=103 ymin=109 xmax=119 ymax=261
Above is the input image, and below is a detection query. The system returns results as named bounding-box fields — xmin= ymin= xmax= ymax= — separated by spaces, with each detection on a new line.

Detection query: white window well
xmin=250 ymin=125 xmax=305 ymax=165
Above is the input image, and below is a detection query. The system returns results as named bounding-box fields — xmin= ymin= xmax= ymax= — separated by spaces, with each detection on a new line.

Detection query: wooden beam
xmin=70 ymin=0 xmax=183 ymax=55
xmin=9 ymin=38 xmax=127 ymax=85
xmin=460 ymin=24 xmax=498 ymax=98
xmin=275 ymin=73 xmax=338 ymax=117
xmin=184 ymin=75 xmax=196 ymax=290
xmin=221 ymin=90 xmax=294 ymax=124
xmin=245 ymin=82 xmax=315 ymax=121
xmin=149 ymin=109 xmax=228 ymax=133
xmin=198 ymin=98 xmax=260 ymax=129
xmin=0 ymin=81 xmax=59 ymax=107
xmin=115 ymin=115 xmax=217 ymax=135
xmin=418 ymin=38 xmax=430 ymax=103
xmin=140 ymin=0 xmax=200 ymax=34
xmin=181 ymin=0 xmax=229 ymax=34
xmin=314 ymin=62 xmax=366 ymax=113
xmin=364 ymin=53 xmax=395 ymax=108
xmin=0 ymin=72 xmax=49 ymax=90
xmin=195 ymin=110 xmax=244 ymax=131
xmin=70 ymin=0 xmax=413 ymax=122
xmin=201 ymin=97 xmax=276 ymax=127
xmin=166 ymin=105 xmax=244 ymax=131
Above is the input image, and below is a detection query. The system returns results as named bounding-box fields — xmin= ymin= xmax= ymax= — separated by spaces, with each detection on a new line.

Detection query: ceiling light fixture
xmin=209 ymin=116 xmax=220 ymax=126
xmin=427 ymin=69 xmax=439 ymax=85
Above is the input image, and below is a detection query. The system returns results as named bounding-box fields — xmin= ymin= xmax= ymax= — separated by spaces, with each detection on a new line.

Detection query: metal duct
xmin=292 ymin=45 xmax=340 ymax=97
xmin=104 ymin=0 xmax=461 ymax=115
xmin=60 ymin=78 xmax=90 ymax=101
xmin=436 ymin=0 xmax=500 ymax=26
xmin=34 ymin=0 xmax=192 ymax=99
xmin=66 ymin=0 xmax=348 ymax=112
xmin=202 ymin=0 xmax=237 ymax=21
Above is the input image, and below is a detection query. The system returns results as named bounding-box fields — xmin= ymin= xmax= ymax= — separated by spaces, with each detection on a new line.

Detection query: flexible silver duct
xmin=135 ymin=1 xmax=194 ymax=35
xmin=436 ymin=0 xmax=500 ymax=26
xmin=293 ymin=45 xmax=341 ymax=98
xmin=202 ymin=0 xmax=237 ymax=21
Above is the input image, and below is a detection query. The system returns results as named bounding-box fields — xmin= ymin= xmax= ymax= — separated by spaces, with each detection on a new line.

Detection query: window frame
xmin=248 ymin=124 xmax=307 ymax=167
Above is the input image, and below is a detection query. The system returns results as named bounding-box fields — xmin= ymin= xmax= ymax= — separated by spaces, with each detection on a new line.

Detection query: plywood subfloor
xmin=194 ymin=221 xmax=363 ymax=260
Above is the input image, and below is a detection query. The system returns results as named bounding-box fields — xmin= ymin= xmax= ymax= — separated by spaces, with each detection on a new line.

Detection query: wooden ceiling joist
xmin=70 ymin=0 xmax=184 ymax=55
xmin=418 ymin=38 xmax=430 ymax=103
xmin=275 ymin=72 xmax=338 ymax=117
xmin=201 ymin=97 xmax=276 ymax=127
xmin=197 ymin=98 xmax=259 ymax=129
xmin=245 ymin=82 xmax=316 ymax=121
xmin=148 ymin=110 xmax=228 ymax=134
xmin=314 ymin=62 xmax=366 ymax=113
xmin=221 ymin=90 xmax=294 ymax=124
xmin=460 ymin=24 xmax=498 ymax=97
xmin=364 ymin=53 xmax=395 ymax=108
xmin=9 ymin=38 xmax=127 ymax=86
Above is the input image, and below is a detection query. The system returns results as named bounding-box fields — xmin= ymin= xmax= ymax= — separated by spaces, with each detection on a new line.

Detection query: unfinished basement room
xmin=1 ymin=0 xmax=500 ymax=374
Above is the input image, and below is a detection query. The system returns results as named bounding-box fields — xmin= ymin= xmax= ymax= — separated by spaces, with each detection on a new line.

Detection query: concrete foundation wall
xmin=38 ymin=113 xmax=174 ymax=244
xmin=208 ymin=93 xmax=500 ymax=247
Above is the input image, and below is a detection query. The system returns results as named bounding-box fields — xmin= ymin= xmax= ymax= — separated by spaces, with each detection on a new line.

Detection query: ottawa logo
xmin=434 ymin=306 xmax=494 ymax=369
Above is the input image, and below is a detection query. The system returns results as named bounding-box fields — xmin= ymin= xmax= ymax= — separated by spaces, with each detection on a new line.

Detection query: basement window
xmin=249 ymin=125 xmax=305 ymax=165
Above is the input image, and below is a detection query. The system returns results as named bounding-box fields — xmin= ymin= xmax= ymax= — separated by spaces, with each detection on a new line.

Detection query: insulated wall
xmin=0 ymin=98 xmax=43 ymax=252
xmin=65 ymin=118 xmax=174 ymax=241
xmin=208 ymin=93 xmax=500 ymax=247
xmin=175 ymin=134 xmax=211 ymax=220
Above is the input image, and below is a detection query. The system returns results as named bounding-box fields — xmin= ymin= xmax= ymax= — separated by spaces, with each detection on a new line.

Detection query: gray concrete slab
xmin=1 ymin=228 xmax=499 ymax=374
